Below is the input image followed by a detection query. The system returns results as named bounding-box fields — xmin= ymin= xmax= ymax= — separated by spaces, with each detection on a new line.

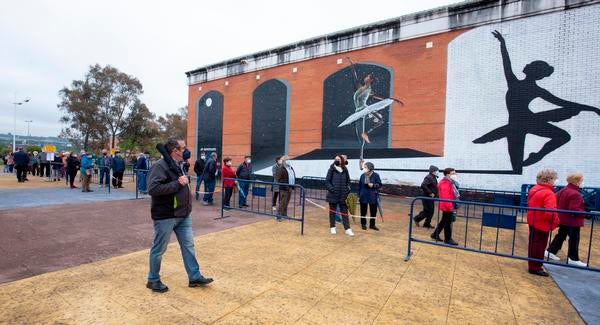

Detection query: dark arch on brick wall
xmin=196 ymin=90 xmax=224 ymax=159
xmin=251 ymin=79 xmax=290 ymax=170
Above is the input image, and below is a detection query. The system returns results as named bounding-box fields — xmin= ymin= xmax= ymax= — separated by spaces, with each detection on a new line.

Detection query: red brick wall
xmin=187 ymin=29 xmax=467 ymax=167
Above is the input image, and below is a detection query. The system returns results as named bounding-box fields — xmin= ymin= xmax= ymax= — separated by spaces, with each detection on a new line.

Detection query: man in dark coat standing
xmin=13 ymin=147 xmax=29 ymax=182
xmin=201 ymin=152 xmax=218 ymax=205
xmin=236 ymin=155 xmax=253 ymax=208
xmin=414 ymin=165 xmax=439 ymax=228
xmin=193 ymin=151 xmax=206 ymax=200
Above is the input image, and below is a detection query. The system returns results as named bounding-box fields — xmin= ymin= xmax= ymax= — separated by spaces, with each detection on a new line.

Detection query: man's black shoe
xmin=528 ymin=269 xmax=549 ymax=277
xmin=370 ymin=225 xmax=380 ymax=231
xmin=361 ymin=224 xmax=367 ymax=230
xmin=189 ymin=276 xmax=214 ymax=287
xmin=445 ymin=239 xmax=459 ymax=246
xmin=242 ymin=204 xmax=249 ymax=207
xmin=414 ymin=219 xmax=421 ymax=227
xmin=422 ymin=224 xmax=434 ymax=229
xmin=146 ymin=280 xmax=169 ymax=293
xmin=430 ymin=233 xmax=443 ymax=241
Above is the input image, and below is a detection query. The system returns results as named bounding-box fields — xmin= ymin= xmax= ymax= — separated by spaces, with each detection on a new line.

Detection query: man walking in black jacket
xmin=236 ymin=155 xmax=253 ymax=208
xmin=193 ymin=151 xmax=206 ymax=200
xmin=414 ymin=165 xmax=439 ymax=228
xmin=13 ymin=147 xmax=29 ymax=182
xmin=146 ymin=139 xmax=213 ymax=293
xmin=201 ymin=152 xmax=218 ymax=205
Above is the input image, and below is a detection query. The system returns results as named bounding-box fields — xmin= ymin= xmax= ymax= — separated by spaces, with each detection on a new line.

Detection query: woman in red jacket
xmin=545 ymin=172 xmax=587 ymax=267
xmin=527 ymin=169 xmax=560 ymax=276
xmin=430 ymin=168 xmax=459 ymax=245
xmin=221 ymin=158 xmax=237 ymax=209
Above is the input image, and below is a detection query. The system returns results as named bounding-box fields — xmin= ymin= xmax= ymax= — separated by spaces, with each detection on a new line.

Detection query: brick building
xmin=186 ymin=0 xmax=600 ymax=190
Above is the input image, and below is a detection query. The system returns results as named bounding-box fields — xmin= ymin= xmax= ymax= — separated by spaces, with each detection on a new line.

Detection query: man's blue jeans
xmin=238 ymin=180 xmax=250 ymax=207
xmin=148 ymin=217 xmax=202 ymax=282
xmin=137 ymin=171 xmax=147 ymax=192
xmin=195 ymin=178 xmax=204 ymax=200
xmin=203 ymin=180 xmax=216 ymax=203
xmin=99 ymin=167 xmax=110 ymax=186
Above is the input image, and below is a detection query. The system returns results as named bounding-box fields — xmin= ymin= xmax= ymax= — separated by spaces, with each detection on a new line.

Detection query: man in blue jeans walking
xmin=236 ymin=155 xmax=253 ymax=208
xmin=201 ymin=152 xmax=218 ymax=205
xmin=146 ymin=138 xmax=213 ymax=293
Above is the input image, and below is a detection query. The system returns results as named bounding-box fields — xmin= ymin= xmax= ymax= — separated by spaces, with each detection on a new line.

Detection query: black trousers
xmin=360 ymin=203 xmax=377 ymax=227
xmin=272 ymin=191 xmax=279 ymax=207
xmin=547 ymin=225 xmax=581 ymax=261
xmin=432 ymin=211 xmax=454 ymax=242
xmin=112 ymin=171 xmax=124 ymax=187
xmin=15 ymin=166 xmax=27 ymax=181
xmin=223 ymin=187 xmax=233 ymax=207
xmin=68 ymin=170 xmax=78 ymax=187
xmin=329 ymin=202 xmax=350 ymax=230
xmin=414 ymin=198 xmax=435 ymax=226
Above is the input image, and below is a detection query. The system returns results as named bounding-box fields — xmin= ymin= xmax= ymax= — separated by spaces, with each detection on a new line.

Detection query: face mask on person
xmin=200 ymin=155 xmax=206 ymax=160
xmin=450 ymin=174 xmax=457 ymax=181
xmin=103 ymin=153 xmax=107 ymax=156
xmin=334 ymin=160 xmax=341 ymax=166
xmin=277 ymin=160 xmax=283 ymax=165
xmin=226 ymin=162 xmax=232 ymax=166
xmin=87 ymin=155 xmax=92 ymax=158
xmin=182 ymin=149 xmax=191 ymax=160
xmin=433 ymin=170 xmax=439 ymax=176
xmin=246 ymin=159 xmax=251 ymax=164
xmin=579 ymin=181 xmax=584 ymax=188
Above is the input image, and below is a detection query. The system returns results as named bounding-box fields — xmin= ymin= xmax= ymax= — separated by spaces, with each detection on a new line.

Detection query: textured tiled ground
xmin=0 ymin=181 xmax=583 ymax=324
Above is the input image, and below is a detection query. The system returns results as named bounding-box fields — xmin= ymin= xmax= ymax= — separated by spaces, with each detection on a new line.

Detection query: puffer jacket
xmin=527 ymin=184 xmax=559 ymax=232
xmin=325 ymin=164 xmax=350 ymax=204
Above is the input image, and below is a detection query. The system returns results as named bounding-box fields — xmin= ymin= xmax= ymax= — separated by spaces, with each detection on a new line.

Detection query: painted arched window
xmin=251 ymin=79 xmax=290 ymax=169
xmin=322 ymin=63 xmax=392 ymax=149
xmin=196 ymin=91 xmax=224 ymax=158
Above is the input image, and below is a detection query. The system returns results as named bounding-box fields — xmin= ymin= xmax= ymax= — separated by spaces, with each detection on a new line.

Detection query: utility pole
xmin=24 ymin=120 xmax=33 ymax=144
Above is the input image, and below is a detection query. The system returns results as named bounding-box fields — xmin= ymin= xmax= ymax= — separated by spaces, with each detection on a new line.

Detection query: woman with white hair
xmin=545 ymin=172 xmax=587 ymax=267
xmin=526 ymin=169 xmax=560 ymax=276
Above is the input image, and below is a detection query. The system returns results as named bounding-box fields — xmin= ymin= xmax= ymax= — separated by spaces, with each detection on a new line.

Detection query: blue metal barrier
xmin=521 ymin=184 xmax=600 ymax=211
xmin=405 ymin=197 xmax=600 ymax=272
xmin=220 ymin=178 xmax=305 ymax=235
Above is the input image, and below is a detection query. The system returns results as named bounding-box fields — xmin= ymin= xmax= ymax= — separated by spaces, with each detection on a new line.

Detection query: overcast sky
xmin=0 ymin=0 xmax=461 ymax=137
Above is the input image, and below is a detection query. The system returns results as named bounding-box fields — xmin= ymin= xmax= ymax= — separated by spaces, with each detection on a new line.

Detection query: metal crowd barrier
xmin=405 ymin=197 xmax=600 ymax=272
xmin=220 ymin=178 xmax=305 ymax=235
xmin=521 ymin=184 xmax=600 ymax=212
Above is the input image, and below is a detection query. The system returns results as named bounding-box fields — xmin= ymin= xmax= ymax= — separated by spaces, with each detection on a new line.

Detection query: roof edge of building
xmin=185 ymin=0 xmax=600 ymax=85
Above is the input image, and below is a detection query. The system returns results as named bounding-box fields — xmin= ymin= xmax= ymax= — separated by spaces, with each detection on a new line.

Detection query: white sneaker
xmin=567 ymin=258 xmax=587 ymax=267
xmin=330 ymin=227 xmax=337 ymax=235
xmin=544 ymin=250 xmax=560 ymax=261
xmin=272 ymin=206 xmax=277 ymax=211
xmin=345 ymin=228 xmax=354 ymax=237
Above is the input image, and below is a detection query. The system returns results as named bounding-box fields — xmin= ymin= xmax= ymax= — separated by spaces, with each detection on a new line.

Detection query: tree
xmin=58 ymin=64 xmax=146 ymax=151
xmin=157 ymin=106 xmax=188 ymax=140
xmin=120 ymin=100 xmax=160 ymax=152
xmin=94 ymin=65 xmax=143 ymax=149
xmin=58 ymin=69 xmax=106 ymax=150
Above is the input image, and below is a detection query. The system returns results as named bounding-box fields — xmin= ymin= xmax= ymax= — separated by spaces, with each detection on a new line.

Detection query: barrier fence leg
xmin=214 ymin=181 xmax=230 ymax=220
xmin=300 ymin=188 xmax=305 ymax=236
xmin=135 ymin=170 xmax=139 ymax=199
xmin=404 ymin=200 xmax=415 ymax=261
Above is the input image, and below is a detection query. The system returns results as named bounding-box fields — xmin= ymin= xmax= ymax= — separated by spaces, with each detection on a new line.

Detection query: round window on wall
xmin=205 ymin=98 xmax=212 ymax=107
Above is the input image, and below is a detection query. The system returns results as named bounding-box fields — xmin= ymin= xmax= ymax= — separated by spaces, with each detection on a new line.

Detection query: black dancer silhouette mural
xmin=473 ymin=30 xmax=600 ymax=173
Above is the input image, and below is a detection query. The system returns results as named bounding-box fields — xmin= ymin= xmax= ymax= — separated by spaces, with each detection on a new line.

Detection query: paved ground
xmin=546 ymin=264 xmax=600 ymax=324
xmin=0 ymin=177 xmax=584 ymax=324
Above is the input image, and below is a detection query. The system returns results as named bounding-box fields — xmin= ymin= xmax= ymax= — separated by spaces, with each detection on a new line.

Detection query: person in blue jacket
xmin=111 ymin=150 xmax=126 ymax=188
xmin=358 ymin=161 xmax=382 ymax=231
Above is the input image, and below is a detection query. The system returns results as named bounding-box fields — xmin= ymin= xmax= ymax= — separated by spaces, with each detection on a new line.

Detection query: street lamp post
xmin=12 ymin=95 xmax=30 ymax=152
xmin=24 ymin=120 xmax=33 ymax=144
